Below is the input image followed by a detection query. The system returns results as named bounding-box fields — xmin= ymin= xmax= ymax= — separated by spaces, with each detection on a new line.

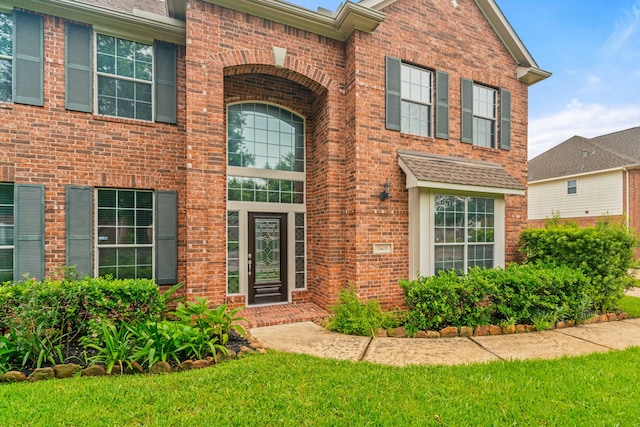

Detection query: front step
xmin=240 ymin=302 xmax=330 ymax=328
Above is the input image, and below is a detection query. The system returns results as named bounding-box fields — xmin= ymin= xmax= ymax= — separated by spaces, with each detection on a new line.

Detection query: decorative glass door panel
xmin=248 ymin=213 xmax=288 ymax=304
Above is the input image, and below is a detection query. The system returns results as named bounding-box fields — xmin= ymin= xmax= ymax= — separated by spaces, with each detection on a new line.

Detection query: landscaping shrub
xmin=519 ymin=219 xmax=637 ymax=312
xmin=0 ymin=277 xmax=166 ymax=373
xmin=326 ymin=287 xmax=401 ymax=337
xmin=400 ymin=264 xmax=591 ymax=331
xmin=399 ymin=270 xmax=495 ymax=331
xmin=0 ymin=277 xmax=165 ymax=339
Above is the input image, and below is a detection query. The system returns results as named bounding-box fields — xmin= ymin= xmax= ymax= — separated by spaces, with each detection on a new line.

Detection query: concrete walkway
xmin=250 ymin=288 xmax=640 ymax=367
xmin=251 ymin=319 xmax=640 ymax=366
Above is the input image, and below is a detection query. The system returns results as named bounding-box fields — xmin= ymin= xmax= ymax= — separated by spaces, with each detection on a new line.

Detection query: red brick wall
xmin=0 ymin=12 xmax=187 ymax=280
xmin=4 ymin=0 xmax=532 ymax=312
xmin=343 ymin=0 xmax=530 ymax=307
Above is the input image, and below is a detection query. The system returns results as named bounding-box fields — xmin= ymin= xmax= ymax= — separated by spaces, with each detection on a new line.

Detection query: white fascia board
xmin=2 ymin=0 xmax=186 ymax=45
xmin=474 ymin=0 xmax=551 ymax=85
xmin=528 ymin=167 xmax=627 ymax=185
xmin=202 ymin=0 xmax=385 ymax=41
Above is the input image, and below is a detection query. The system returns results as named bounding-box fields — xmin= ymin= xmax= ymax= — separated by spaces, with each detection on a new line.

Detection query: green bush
xmin=0 ymin=277 xmax=166 ymax=372
xmin=0 ymin=277 xmax=166 ymax=339
xmin=519 ymin=220 xmax=637 ymax=311
xmin=326 ymin=288 xmax=400 ymax=337
xmin=400 ymin=264 xmax=591 ymax=331
xmin=400 ymin=270 xmax=495 ymax=331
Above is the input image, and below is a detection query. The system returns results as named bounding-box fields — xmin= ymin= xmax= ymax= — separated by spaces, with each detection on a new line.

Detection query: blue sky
xmin=285 ymin=0 xmax=640 ymax=158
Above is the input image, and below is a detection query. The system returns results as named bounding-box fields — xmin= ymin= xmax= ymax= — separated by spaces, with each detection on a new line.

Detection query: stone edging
xmin=376 ymin=312 xmax=629 ymax=338
xmin=1 ymin=334 xmax=266 ymax=384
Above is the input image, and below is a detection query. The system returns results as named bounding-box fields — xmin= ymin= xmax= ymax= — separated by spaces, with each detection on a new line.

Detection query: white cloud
xmin=601 ymin=0 xmax=640 ymax=55
xmin=587 ymin=75 xmax=602 ymax=85
xmin=528 ymin=102 xmax=640 ymax=159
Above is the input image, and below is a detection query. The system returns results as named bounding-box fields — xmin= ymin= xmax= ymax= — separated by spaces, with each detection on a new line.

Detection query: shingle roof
xmin=77 ymin=0 xmax=167 ymax=16
xmin=528 ymin=127 xmax=640 ymax=182
xmin=398 ymin=150 xmax=525 ymax=191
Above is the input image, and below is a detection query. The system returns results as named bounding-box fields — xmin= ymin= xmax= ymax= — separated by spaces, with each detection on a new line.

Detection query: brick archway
xmin=210 ymin=49 xmax=334 ymax=96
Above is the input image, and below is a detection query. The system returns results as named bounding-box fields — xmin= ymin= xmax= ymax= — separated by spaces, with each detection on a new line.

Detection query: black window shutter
xmin=460 ymin=78 xmax=473 ymax=144
xmin=385 ymin=56 xmax=401 ymax=131
xmin=156 ymin=190 xmax=177 ymax=285
xmin=66 ymin=186 xmax=93 ymax=277
xmin=155 ymin=42 xmax=177 ymax=124
xmin=500 ymin=89 xmax=512 ymax=150
xmin=13 ymin=11 xmax=44 ymax=106
xmin=65 ymin=23 xmax=92 ymax=112
xmin=435 ymin=70 xmax=449 ymax=139
xmin=14 ymin=184 xmax=45 ymax=281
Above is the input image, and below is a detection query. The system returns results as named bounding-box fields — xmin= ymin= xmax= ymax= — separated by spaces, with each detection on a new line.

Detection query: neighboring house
xmin=528 ymin=127 xmax=640 ymax=237
xmin=0 ymin=0 xmax=549 ymax=313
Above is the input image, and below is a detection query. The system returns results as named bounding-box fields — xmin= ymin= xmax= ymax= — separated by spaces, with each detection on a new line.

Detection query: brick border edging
xmin=377 ymin=312 xmax=629 ymax=339
xmin=0 ymin=334 xmax=266 ymax=384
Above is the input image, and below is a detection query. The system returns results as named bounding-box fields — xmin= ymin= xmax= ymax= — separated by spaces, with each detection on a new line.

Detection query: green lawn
xmin=619 ymin=294 xmax=640 ymax=318
xmin=2 ymin=349 xmax=640 ymax=426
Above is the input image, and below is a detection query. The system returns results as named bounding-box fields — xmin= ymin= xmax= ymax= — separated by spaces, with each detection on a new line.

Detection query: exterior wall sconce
xmin=379 ymin=179 xmax=390 ymax=201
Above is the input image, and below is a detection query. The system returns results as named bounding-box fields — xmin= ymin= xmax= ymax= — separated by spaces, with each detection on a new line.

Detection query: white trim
xmin=408 ymin=188 xmax=505 ymax=278
xmin=528 ymin=166 xmax=627 ymax=185
xmin=0 ymin=0 xmax=185 ymax=45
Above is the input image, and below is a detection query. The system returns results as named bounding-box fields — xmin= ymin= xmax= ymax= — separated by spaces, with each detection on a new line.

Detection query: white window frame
xmin=407 ymin=187 xmax=507 ymax=278
xmin=400 ymin=63 xmax=433 ymax=138
xmin=94 ymin=188 xmax=156 ymax=279
xmin=94 ymin=33 xmax=154 ymax=121
xmin=567 ymin=179 xmax=577 ymax=195
xmin=472 ymin=83 xmax=497 ymax=148
xmin=433 ymin=194 xmax=496 ymax=274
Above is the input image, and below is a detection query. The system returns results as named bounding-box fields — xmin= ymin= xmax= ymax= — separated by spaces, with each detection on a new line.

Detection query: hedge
xmin=400 ymin=264 xmax=591 ymax=331
xmin=519 ymin=219 xmax=637 ymax=311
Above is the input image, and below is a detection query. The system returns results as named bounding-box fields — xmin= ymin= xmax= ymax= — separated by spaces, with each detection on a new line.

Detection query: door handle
xmin=248 ymin=253 xmax=252 ymax=276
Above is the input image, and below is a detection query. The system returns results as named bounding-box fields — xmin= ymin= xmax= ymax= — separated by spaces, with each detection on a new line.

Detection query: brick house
xmin=0 ymin=0 xmax=549 ymax=316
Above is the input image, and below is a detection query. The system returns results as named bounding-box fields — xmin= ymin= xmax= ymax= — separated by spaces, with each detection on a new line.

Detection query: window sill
xmin=400 ymin=132 xmax=437 ymax=143
xmin=91 ymin=114 xmax=156 ymax=127
xmin=0 ymin=102 xmax=13 ymax=110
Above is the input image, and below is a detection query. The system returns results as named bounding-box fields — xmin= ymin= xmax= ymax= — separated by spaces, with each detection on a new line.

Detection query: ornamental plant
xmin=519 ymin=219 xmax=637 ymax=312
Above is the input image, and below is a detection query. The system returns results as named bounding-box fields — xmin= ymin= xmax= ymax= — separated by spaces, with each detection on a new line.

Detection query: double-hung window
xmin=472 ymin=84 xmax=496 ymax=148
xmin=96 ymin=34 xmax=153 ymax=121
xmin=434 ymin=194 xmax=495 ymax=274
xmin=385 ymin=56 xmax=449 ymax=139
xmin=0 ymin=12 xmax=13 ymax=103
xmin=65 ymin=24 xmax=177 ymax=123
xmin=96 ymin=189 xmax=154 ymax=279
xmin=567 ymin=179 xmax=577 ymax=195
xmin=66 ymin=187 xmax=177 ymax=284
xmin=400 ymin=64 xmax=432 ymax=137
xmin=461 ymin=78 xmax=511 ymax=150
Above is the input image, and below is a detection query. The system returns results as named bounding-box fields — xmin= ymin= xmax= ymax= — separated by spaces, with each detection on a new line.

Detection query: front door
xmin=248 ymin=212 xmax=288 ymax=304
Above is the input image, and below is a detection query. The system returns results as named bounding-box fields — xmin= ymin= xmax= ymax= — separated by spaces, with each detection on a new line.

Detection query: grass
xmin=2 ymin=349 xmax=640 ymax=426
xmin=619 ymin=294 xmax=640 ymax=318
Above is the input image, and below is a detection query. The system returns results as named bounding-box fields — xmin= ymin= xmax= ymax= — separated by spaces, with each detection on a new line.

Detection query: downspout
xmin=625 ymin=168 xmax=630 ymax=230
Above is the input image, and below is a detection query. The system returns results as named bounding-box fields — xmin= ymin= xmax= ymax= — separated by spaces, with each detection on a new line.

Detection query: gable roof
xmin=164 ymin=0 xmax=550 ymax=85
xmin=528 ymin=127 xmax=640 ymax=182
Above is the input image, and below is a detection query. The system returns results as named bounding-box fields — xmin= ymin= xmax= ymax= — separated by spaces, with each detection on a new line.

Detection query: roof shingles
xmin=398 ymin=150 xmax=525 ymax=191
xmin=529 ymin=127 xmax=640 ymax=182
